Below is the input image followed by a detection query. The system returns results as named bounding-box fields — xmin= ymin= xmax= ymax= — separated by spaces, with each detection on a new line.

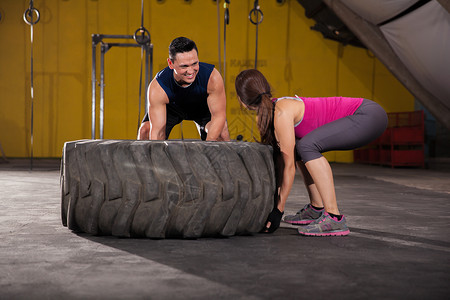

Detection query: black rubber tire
xmin=61 ymin=140 xmax=275 ymax=238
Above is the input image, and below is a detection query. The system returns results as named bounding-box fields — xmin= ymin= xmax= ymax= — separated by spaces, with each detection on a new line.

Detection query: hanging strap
xmin=134 ymin=0 xmax=151 ymax=133
xmin=249 ymin=0 xmax=263 ymax=69
xmin=223 ymin=0 xmax=230 ymax=88
xmin=23 ymin=0 xmax=40 ymax=170
xmin=137 ymin=47 xmax=144 ymax=133
xmin=217 ymin=0 xmax=222 ymax=76
xmin=134 ymin=0 xmax=151 ymax=45
xmin=247 ymin=1 xmax=263 ymax=139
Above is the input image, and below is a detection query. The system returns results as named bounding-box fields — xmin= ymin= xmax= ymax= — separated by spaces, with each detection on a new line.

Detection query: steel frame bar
xmin=91 ymin=34 xmax=153 ymax=139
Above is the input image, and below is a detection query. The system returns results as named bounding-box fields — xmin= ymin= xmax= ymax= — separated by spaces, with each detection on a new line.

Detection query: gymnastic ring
xmin=133 ymin=27 xmax=151 ymax=45
xmin=23 ymin=8 xmax=40 ymax=25
xmin=248 ymin=8 xmax=263 ymax=25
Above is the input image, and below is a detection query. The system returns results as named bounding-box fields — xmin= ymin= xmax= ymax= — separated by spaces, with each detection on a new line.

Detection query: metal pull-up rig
xmin=91 ymin=0 xmax=153 ymax=139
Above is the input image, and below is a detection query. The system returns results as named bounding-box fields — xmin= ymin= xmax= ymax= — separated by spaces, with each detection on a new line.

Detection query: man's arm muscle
xmin=148 ymin=79 xmax=169 ymax=140
xmin=206 ymin=68 xmax=227 ymax=141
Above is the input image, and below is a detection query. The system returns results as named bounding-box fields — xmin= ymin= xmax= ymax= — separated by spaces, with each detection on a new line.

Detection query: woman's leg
xmin=304 ymin=157 xmax=339 ymax=214
xmin=296 ymin=161 xmax=324 ymax=208
xmin=283 ymin=161 xmax=325 ymax=225
xmin=296 ymin=100 xmax=387 ymax=215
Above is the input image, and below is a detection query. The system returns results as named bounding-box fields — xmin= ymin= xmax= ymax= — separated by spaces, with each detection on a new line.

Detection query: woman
xmin=235 ymin=69 xmax=387 ymax=236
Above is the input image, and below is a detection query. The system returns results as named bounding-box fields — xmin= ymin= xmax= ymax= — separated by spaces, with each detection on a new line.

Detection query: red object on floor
xmin=354 ymin=110 xmax=425 ymax=168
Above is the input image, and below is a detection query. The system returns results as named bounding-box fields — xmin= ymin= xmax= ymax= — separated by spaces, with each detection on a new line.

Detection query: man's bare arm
xmin=148 ymin=79 xmax=169 ymax=140
xmin=206 ymin=68 xmax=227 ymax=141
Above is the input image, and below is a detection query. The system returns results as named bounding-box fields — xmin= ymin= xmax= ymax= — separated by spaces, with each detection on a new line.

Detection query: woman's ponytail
xmin=257 ymin=93 xmax=277 ymax=149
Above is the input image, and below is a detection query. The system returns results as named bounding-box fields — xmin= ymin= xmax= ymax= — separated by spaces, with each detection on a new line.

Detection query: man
xmin=138 ymin=37 xmax=230 ymax=141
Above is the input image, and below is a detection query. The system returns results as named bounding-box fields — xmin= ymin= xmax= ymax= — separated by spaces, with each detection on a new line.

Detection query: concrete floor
xmin=1 ymin=158 xmax=449 ymax=299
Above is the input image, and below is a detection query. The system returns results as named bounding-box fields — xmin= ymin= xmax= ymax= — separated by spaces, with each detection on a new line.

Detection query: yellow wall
xmin=0 ymin=0 xmax=414 ymax=160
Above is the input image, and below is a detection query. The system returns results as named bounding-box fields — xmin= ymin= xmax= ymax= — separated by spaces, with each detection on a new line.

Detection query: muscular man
xmin=138 ymin=37 xmax=230 ymax=141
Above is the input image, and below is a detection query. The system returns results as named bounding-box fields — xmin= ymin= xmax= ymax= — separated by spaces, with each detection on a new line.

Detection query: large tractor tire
xmin=61 ymin=140 xmax=276 ymax=238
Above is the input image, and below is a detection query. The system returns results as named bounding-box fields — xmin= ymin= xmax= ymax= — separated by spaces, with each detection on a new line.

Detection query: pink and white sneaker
xmin=297 ymin=212 xmax=350 ymax=237
xmin=283 ymin=204 xmax=323 ymax=225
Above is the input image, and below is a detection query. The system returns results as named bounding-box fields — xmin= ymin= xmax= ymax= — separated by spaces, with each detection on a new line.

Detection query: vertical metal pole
xmin=100 ymin=44 xmax=105 ymax=139
xmin=91 ymin=37 xmax=96 ymax=139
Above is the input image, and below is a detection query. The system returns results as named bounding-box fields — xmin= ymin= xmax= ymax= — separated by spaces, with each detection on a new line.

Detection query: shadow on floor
xmin=75 ymin=223 xmax=450 ymax=299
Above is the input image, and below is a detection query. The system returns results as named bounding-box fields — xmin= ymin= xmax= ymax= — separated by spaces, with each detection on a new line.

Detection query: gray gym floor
xmin=1 ymin=158 xmax=449 ymax=299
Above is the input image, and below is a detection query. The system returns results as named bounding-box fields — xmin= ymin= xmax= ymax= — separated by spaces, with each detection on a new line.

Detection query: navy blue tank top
xmin=156 ymin=62 xmax=214 ymax=120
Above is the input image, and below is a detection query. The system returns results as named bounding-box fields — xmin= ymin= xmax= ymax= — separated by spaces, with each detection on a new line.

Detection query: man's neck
xmin=173 ymin=77 xmax=193 ymax=88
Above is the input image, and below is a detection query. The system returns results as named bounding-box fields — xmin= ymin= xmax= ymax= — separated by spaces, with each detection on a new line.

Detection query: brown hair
xmin=235 ymin=69 xmax=277 ymax=149
xmin=235 ymin=69 xmax=283 ymax=206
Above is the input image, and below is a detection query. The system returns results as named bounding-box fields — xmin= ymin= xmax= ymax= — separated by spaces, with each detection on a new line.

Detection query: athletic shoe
xmin=297 ymin=212 xmax=350 ymax=236
xmin=283 ymin=204 xmax=324 ymax=225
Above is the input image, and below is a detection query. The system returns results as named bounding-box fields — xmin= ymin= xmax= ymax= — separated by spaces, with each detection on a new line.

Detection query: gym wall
xmin=0 ymin=0 xmax=414 ymax=161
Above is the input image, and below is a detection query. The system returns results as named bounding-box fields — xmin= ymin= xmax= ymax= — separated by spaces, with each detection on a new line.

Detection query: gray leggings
xmin=296 ymin=99 xmax=388 ymax=163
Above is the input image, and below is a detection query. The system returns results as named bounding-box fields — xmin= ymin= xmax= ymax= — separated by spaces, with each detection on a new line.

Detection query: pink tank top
xmin=275 ymin=96 xmax=364 ymax=138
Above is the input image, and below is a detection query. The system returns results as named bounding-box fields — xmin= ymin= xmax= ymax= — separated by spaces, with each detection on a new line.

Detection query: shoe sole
xmin=283 ymin=219 xmax=315 ymax=225
xmin=297 ymin=229 xmax=350 ymax=237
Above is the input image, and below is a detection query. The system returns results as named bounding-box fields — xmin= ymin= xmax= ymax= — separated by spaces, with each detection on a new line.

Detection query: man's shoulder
xmin=200 ymin=62 xmax=215 ymax=72
xmin=155 ymin=66 xmax=173 ymax=94
xmin=156 ymin=66 xmax=171 ymax=80
xmin=149 ymin=77 xmax=169 ymax=104
xmin=198 ymin=62 xmax=215 ymax=87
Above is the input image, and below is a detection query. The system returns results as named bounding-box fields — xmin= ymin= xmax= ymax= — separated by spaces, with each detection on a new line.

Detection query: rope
xmin=23 ymin=0 xmax=40 ymax=170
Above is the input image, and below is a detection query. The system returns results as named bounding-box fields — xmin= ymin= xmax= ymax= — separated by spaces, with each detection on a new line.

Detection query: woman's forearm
xmin=277 ymin=162 xmax=296 ymax=212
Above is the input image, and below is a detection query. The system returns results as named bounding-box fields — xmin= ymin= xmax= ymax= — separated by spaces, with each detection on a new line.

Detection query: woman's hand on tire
xmin=262 ymin=208 xmax=284 ymax=233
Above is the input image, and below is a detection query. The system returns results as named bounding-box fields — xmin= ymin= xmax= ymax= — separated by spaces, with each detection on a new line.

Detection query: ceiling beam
xmin=437 ymin=0 xmax=450 ymax=13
